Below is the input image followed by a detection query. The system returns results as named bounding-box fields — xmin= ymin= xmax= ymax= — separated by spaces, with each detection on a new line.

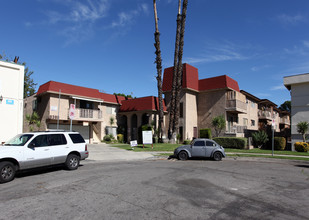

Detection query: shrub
xmin=183 ymin=139 xmax=191 ymax=145
xmin=200 ymin=128 xmax=212 ymax=139
xmin=142 ymin=124 xmax=152 ymax=131
xmin=103 ymin=134 xmax=114 ymax=142
xmin=117 ymin=134 xmax=124 ymax=143
xmin=252 ymin=130 xmax=268 ymax=148
xmin=213 ymin=137 xmax=247 ymax=149
xmin=294 ymin=142 xmax=309 ymax=152
xmin=274 ymin=137 xmax=286 ymax=150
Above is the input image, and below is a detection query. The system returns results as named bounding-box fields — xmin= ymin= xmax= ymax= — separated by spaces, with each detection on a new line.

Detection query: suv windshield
xmin=4 ymin=134 xmax=34 ymax=146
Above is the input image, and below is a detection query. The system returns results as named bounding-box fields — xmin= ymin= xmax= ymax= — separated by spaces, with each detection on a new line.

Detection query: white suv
xmin=0 ymin=131 xmax=89 ymax=183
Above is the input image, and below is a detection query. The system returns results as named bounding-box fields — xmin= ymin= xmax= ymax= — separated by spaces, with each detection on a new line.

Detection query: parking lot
xmin=1 ymin=153 xmax=309 ymax=220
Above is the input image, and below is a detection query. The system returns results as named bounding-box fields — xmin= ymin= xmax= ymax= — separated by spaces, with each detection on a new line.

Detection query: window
xmin=48 ymin=134 xmax=67 ymax=146
xmin=243 ymin=118 xmax=248 ymax=126
xmin=180 ymin=102 xmax=184 ymax=118
xmin=32 ymin=99 xmax=37 ymax=111
xmin=251 ymin=102 xmax=255 ymax=108
xmin=106 ymin=106 xmax=116 ymax=115
xmin=206 ymin=141 xmax=216 ymax=147
xmin=69 ymin=134 xmax=85 ymax=143
xmin=251 ymin=120 xmax=255 ymax=126
xmin=194 ymin=140 xmax=205 ymax=147
xmin=30 ymin=135 xmax=48 ymax=147
xmin=80 ymin=100 xmax=93 ymax=109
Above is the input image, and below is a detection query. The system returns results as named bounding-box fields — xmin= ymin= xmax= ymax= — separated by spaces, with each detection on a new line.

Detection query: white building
xmin=284 ymin=73 xmax=309 ymax=150
xmin=0 ymin=60 xmax=24 ymax=143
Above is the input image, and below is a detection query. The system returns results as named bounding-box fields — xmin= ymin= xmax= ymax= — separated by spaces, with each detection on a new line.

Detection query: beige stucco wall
xmin=182 ymin=91 xmax=198 ymax=140
xmin=197 ymin=90 xmax=226 ymax=136
xmin=238 ymin=98 xmax=259 ymax=130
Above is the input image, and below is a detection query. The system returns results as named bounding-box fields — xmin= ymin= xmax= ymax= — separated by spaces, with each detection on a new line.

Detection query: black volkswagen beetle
xmin=174 ymin=138 xmax=226 ymax=161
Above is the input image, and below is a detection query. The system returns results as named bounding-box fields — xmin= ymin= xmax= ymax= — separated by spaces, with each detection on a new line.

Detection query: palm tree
xmin=26 ymin=111 xmax=41 ymax=132
xmin=153 ymin=0 xmax=164 ymax=142
xmin=297 ymin=121 xmax=309 ymax=142
xmin=172 ymin=0 xmax=188 ymax=139
xmin=168 ymin=0 xmax=182 ymax=141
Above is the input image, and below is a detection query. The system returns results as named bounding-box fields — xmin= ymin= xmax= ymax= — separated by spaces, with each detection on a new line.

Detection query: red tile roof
xmin=162 ymin=63 xmax=199 ymax=92
xmin=37 ymin=81 xmax=120 ymax=104
xmin=199 ymin=75 xmax=240 ymax=92
xmin=162 ymin=64 xmax=240 ymax=92
xmin=119 ymin=96 xmax=166 ymax=112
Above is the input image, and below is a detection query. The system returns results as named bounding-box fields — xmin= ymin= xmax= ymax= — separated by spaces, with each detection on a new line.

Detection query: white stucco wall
xmin=284 ymin=73 xmax=309 ymax=150
xmin=0 ymin=61 xmax=24 ymax=143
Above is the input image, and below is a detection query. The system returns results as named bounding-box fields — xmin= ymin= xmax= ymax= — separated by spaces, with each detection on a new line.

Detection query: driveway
xmin=86 ymin=144 xmax=155 ymax=163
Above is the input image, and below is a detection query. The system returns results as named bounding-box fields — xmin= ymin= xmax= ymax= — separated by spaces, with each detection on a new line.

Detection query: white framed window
xmin=106 ymin=107 xmax=116 ymax=115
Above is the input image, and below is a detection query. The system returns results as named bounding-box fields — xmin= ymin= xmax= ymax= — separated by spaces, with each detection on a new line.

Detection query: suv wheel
xmin=0 ymin=161 xmax=16 ymax=183
xmin=65 ymin=154 xmax=80 ymax=170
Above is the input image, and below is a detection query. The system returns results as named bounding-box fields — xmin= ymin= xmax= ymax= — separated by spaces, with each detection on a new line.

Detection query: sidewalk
xmin=85 ymin=144 xmax=155 ymax=163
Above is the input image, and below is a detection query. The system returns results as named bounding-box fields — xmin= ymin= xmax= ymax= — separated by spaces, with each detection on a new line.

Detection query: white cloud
xmin=276 ymin=13 xmax=305 ymax=25
xmin=270 ymin=85 xmax=285 ymax=91
xmin=185 ymin=42 xmax=250 ymax=64
xmin=251 ymin=65 xmax=271 ymax=72
xmin=111 ymin=4 xmax=148 ymax=28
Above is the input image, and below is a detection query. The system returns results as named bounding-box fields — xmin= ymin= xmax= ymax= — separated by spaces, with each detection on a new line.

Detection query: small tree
xmin=110 ymin=116 xmax=115 ymax=127
xmin=26 ymin=112 xmax=41 ymax=131
xmin=252 ymin=130 xmax=268 ymax=148
xmin=296 ymin=121 xmax=309 ymax=142
xmin=212 ymin=115 xmax=226 ymax=137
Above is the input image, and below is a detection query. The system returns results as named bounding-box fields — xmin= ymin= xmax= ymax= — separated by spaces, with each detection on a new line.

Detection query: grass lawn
xmin=110 ymin=143 xmax=309 ymax=157
xmin=111 ymin=143 xmax=182 ymax=152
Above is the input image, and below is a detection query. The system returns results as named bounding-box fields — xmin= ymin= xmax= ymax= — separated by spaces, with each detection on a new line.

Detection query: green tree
xmin=296 ymin=121 xmax=309 ymax=142
xmin=279 ymin=101 xmax=291 ymax=112
xmin=0 ymin=54 xmax=37 ymax=98
xmin=252 ymin=130 xmax=269 ymax=148
xmin=110 ymin=116 xmax=115 ymax=127
xmin=212 ymin=115 xmax=226 ymax=137
xmin=26 ymin=112 xmax=41 ymax=131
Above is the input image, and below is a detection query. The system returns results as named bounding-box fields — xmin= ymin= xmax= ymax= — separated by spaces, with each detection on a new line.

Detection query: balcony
xmin=226 ymin=99 xmax=247 ymax=114
xmin=280 ymin=117 xmax=290 ymax=125
xmin=226 ymin=125 xmax=247 ymax=134
xmin=258 ymin=110 xmax=276 ymax=120
xmin=69 ymin=108 xmax=102 ymax=121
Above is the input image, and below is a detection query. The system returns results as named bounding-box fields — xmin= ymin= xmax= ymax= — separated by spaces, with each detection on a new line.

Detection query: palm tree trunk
xmin=173 ymin=0 xmax=188 ymax=138
xmin=168 ymin=0 xmax=182 ymax=142
xmin=153 ymin=0 xmax=164 ymax=142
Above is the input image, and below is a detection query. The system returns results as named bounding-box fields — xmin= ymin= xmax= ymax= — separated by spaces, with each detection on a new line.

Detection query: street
xmin=0 ymin=158 xmax=309 ymax=220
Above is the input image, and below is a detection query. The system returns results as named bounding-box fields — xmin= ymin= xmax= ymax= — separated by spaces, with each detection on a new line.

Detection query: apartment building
xmin=24 ymin=81 xmax=125 ymax=143
xmin=0 ymin=60 xmax=24 ymax=143
xmin=284 ymin=73 xmax=309 ymax=150
xmin=162 ymin=63 xmax=290 ymax=141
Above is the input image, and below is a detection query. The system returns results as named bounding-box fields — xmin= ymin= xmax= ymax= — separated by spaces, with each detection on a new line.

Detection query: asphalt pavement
xmin=86 ymin=143 xmax=155 ymax=163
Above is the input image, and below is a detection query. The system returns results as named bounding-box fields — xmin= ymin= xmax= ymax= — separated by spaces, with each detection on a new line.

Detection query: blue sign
xmin=6 ymin=100 xmax=14 ymax=105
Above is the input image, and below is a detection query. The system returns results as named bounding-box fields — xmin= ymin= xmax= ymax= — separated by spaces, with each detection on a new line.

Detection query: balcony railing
xmin=226 ymin=99 xmax=247 ymax=113
xmin=68 ymin=108 xmax=102 ymax=121
xmin=258 ymin=110 xmax=276 ymax=120
xmin=226 ymin=125 xmax=247 ymax=134
xmin=280 ymin=117 xmax=290 ymax=125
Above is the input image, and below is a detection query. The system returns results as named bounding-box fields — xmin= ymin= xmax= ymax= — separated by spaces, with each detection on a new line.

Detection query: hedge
xmin=294 ymin=142 xmax=309 ymax=152
xmin=213 ymin=137 xmax=247 ymax=149
xmin=274 ymin=137 xmax=286 ymax=150
xmin=200 ymin=128 xmax=212 ymax=139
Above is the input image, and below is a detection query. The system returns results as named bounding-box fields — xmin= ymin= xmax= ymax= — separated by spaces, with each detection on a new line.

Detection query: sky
xmin=1 ymin=0 xmax=309 ymax=106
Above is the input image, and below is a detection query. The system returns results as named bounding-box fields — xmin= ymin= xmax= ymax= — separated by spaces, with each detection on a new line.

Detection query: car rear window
xmin=69 ymin=133 xmax=85 ymax=143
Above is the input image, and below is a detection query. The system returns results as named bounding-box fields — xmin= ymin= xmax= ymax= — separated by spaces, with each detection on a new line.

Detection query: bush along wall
xmin=274 ymin=137 xmax=286 ymax=150
xmin=213 ymin=137 xmax=247 ymax=149
xmin=200 ymin=128 xmax=212 ymax=139
xmin=294 ymin=142 xmax=309 ymax=152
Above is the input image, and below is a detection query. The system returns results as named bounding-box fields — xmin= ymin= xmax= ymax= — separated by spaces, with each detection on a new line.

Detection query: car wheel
xmin=178 ymin=151 xmax=188 ymax=161
xmin=0 ymin=161 xmax=16 ymax=183
xmin=213 ymin=152 xmax=222 ymax=161
xmin=65 ymin=154 xmax=80 ymax=170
